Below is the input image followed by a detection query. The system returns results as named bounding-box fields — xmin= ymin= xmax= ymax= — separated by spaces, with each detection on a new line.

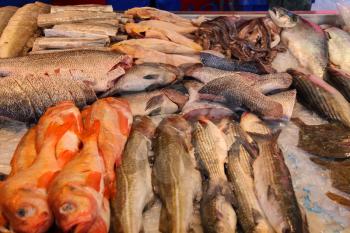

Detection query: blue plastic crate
xmin=107 ymin=0 xmax=150 ymax=11
xmin=235 ymin=0 xmax=269 ymax=11
xmin=0 ymin=0 xmax=51 ymax=7
xmin=156 ymin=0 xmax=180 ymax=11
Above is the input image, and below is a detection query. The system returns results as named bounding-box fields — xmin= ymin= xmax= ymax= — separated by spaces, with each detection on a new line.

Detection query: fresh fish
xmin=327 ymin=67 xmax=350 ymax=102
xmin=0 ymin=105 xmax=78 ymax=233
xmin=112 ymin=44 xmax=200 ymax=67
xmin=193 ymin=119 xmax=237 ymax=233
xmin=269 ymin=90 xmax=297 ymax=121
xmin=138 ymin=20 xmax=197 ymax=34
xmin=116 ymin=39 xmax=198 ymax=54
xmin=48 ymin=121 xmax=109 ymax=233
xmin=199 ymin=77 xmax=284 ymax=120
xmin=101 ymin=63 xmax=182 ymax=97
xmin=111 ymin=116 xmax=156 ymax=233
xmin=293 ymin=118 xmax=350 ymax=159
xmin=288 ymin=69 xmax=350 ymax=127
xmin=121 ymin=89 xmax=186 ymax=116
xmin=0 ymin=50 xmax=133 ymax=92
xmin=200 ymin=52 xmax=265 ymax=74
xmin=227 ymin=124 xmax=273 ymax=233
xmin=325 ymin=27 xmax=350 ymax=74
xmin=182 ymin=80 xmax=235 ymax=121
xmin=152 ymin=116 xmax=202 ymax=233
xmin=83 ymin=98 xmax=133 ymax=195
xmin=241 ymin=114 xmax=309 ymax=233
xmin=8 ymin=127 xmax=37 ymax=176
xmin=186 ymin=65 xmax=292 ymax=94
xmin=311 ymin=157 xmax=350 ymax=195
xmin=269 ymin=7 xmax=328 ymax=78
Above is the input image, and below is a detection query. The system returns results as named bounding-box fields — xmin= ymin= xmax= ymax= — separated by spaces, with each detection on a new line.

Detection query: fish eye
xmin=60 ymin=203 xmax=76 ymax=214
xmin=16 ymin=206 xmax=35 ymax=218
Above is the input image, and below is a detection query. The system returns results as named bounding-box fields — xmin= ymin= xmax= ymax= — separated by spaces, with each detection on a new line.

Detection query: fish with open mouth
xmin=269 ymin=7 xmax=328 ymax=78
xmin=111 ymin=116 xmax=156 ymax=233
xmin=241 ymin=113 xmax=309 ymax=233
xmin=288 ymin=69 xmax=350 ymax=127
xmin=152 ymin=116 xmax=202 ymax=233
xmin=199 ymin=76 xmax=284 ymax=120
xmin=101 ymin=63 xmax=182 ymax=97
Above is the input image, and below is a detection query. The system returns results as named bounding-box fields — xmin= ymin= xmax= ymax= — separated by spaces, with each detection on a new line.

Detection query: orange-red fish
xmin=83 ymin=98 xmax=132 ymax=195
xmin=48 ymin=121 xmax=109 ymax=233
xmin=0 ymin=117 xmax=74 ymax=233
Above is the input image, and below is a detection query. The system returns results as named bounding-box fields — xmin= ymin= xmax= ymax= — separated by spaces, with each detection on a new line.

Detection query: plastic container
xmin=107 ymin=0 xmax=150 ymax=11
xmin=156 ymin=0 xmax=180 ymax=11
xmin=0 ymin=0 xmax=51 ymax=7
xmin=235 ymin=0 xmax=269 ymax=11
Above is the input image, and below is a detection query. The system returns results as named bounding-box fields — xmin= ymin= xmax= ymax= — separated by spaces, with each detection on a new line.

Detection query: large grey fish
xmin=152 ymin=116 xmax=202 ymax=233
xmin=269 ymin=7 xmax=328 ymax=78
xmin=288 ymin=69 xmax=350 ymax=127
xmin=200 ymin=52 xmax=264 ymax=74
xmin=0 ymin=74 xmax=96 ymax=122
xmin=122 ymin=88 xmax=188 ymax=116
xmin=0 ymin=50 xmax=133 ymax=92
xmin=325 ymin=27 xmax=350 ymax=74
xmin=193 ymin=119 xmax=237 ymax=233
xmin=226 ymin=124 xmax=274 ymax=233
xmin=186 ymin=66 xmax=292 ymax=94
xmin=199 ymin=77 xmax=284 ymax=120
xmin=327 ymin=67 xmax=350 ymax=102
xmin=241 ymin=114 xmax=309 ymax=233
xmin=101 ymin=63 xmax=183 ymax=97
xmin=111 ymin=116 xmax=156 ymax=233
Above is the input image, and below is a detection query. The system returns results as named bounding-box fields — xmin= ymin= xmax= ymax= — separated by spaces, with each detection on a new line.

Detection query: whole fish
xmin=186 ymin=65 xmax=292 ymax=94
xmin=325 ymin=27 xmax=350 ymax=74
xmin=152 ymin=116 xmax=202 ymax=233
xmin=193 ymin=119 xmax=237 ymax=233
xmin=269 ymin=7 xmax=328 ymax=78
xmin=101 ymin=63 xmax=182 ymax=97
xmin=288 ymin=69 xmax=350 ymax=127
xmin=241 ymin=114 xmax=309 ymax=233
xmin=200 ymin=52 xmax=265 ymax=74
xmin=327 ymin=67 xmax=350 ymax=102
xmin=0 ymin=113 xmax=75 ymax=233
xmin=0 ymin=50 xmax=133 ymax=92
xmin=226 ymin=124 xmax=274 ymax=233
xmin=199 ymin=76 xmax=284 ymax=120
xmin=111 ymin=116 xmax=156 ymax=233
xmin=48 ymin=121 xmax=109 ymax=233
xmin=122 ymin=89 xmax=186 ymax=116
xmin=293 ymin=118 xmax=350 ymax=159
xmin=8 ymin=127 xmax=37 ymax=176
xmin=116 ymin=39 xmax=198 ymax=54
xmin=83 ymin=98 xmax=133 ymax=195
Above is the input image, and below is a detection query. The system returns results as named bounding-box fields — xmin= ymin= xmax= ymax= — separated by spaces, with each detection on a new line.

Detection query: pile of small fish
xmin=0 ymin=5 xmax=349 ymax=233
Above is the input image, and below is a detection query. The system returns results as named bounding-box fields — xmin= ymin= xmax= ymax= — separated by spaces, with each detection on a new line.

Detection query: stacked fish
xmin=0 ymin=98 xmax=133 ymax=233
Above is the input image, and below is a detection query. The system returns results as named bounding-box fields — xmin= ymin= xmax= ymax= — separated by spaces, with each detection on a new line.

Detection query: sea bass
xmin=0 ymin=50 xmax=133 ymax=92
xmin=48 ymin=121 xmax=110 ymax=233
xmin=152 ymin=116 xmax=202 ymax=233
xmin=193 ymin=119 xmax=237 ymax=233
xmin=111 ymin=116 xmax=156 ymax=233
xmin=226 ymin=123 xmax=274 ymax=233
xmin=83 ymin=98 xmax=133 ymax=195
xmin=101 ymin=63 xmax=182 ymax=97
xmin=241 ymin=113 xmax=309 ymax=233
xmin=269 ymin=7 xmax=328 ymax=78
xmin=122 ymin=89 xmax=187 ymax=116
xmin=199 ymin=76 xmax=284 ymax=120
xmin=325 ymin=27 xmax=350 ymax=74
xmin=0 ymin=111 xmax=76 ymax=233
xmin=288 ymin=69 xmax=350 ymax=127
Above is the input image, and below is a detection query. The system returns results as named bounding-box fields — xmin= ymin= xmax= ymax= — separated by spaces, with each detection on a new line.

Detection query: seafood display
xmin=0 ymin=4 xmax=349 ymax=233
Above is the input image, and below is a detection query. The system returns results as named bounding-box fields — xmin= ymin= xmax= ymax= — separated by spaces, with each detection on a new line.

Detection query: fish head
xmin=269 ymin=7 xmax=298 ymax=28
xmin=50 ymin=184 xmax=98 ymax=232
xmin=4 ymin=188 xmax=52 ymax=233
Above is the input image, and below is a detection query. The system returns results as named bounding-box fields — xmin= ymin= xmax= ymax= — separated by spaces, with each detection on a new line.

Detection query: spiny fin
xmin=146 ymin=94 xmax=164 ymax=111
xmin=86 ymin=171 xmax=102 ymax=192
xmin=38 ymin=171 xmax=59 ymax=188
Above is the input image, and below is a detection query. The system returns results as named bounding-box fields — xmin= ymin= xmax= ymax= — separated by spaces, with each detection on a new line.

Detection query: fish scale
xmin=57 ymin=76 xmax=87 ymax=108
xmin=26 ymin=74 xmax=54 ymax=109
